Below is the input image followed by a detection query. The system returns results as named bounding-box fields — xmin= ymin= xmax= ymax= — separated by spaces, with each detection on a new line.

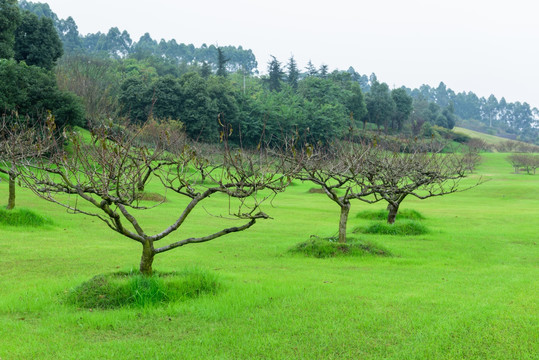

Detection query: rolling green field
xmin=0 ymin=153 xmax=537 ymax=359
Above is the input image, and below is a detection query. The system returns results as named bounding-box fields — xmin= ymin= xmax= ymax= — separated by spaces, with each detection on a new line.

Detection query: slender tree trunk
xmin=387 ymin=203 xmax=399 ymax=224
xmin=139 ymin=239 xmax=155 ymax=275
xmin=137 ymin=168 xmax=152 ymax=192
xmin=7 ymin=172 xmax=16 ymax=210
xmin=338 ymin=203 xmax=351 ymax=243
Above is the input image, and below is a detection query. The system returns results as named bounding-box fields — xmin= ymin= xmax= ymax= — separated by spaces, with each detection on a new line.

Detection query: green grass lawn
xmin=0 ymin=153 xmax=537 ymax=359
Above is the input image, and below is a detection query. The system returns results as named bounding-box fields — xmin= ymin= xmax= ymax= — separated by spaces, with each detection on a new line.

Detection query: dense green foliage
xmin=0 ymin=59 xmax=84 ymax=127
xmin=15 ymin=1 xmax=538 ymax=145
xmin=0 ymin=0 xmax=21 ymax=59
xmin=0 ymin=1 xmax=84 ymax=128
xmin=14 ymin=9 xmax=62 ymax=70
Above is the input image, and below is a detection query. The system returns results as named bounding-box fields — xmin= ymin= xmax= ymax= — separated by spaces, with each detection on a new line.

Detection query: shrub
xmin=66 ymin=268 xmax=220 ymax=309
xmin=355 ymin=220 xmax=428 ymax=236
xmin=452 ymin=132 xmax=472 ymax=144
xmin=289 ymin=236 xmax=391 ymax=258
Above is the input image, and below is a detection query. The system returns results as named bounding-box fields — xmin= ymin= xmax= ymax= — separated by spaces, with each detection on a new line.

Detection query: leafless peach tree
xmin=284 ymin=140 xmax=375 ymax=243
xmin=0 ymin=114 xmax=53 ymax=210
xmin=286 ymin=138 xmax=480 ymax=240
xmin=361 ymin=141 xmax=478 ymax=224
xmin=17 ymin=121 xmax=291 ymax=275
xmin=507 ymin=153 xmax=539 ymax=174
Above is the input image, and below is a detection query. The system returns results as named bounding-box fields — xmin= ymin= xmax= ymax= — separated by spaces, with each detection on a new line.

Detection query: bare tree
xmin=465 ymin=138 xmax=490 ymax=152
xmin=17 ymin=122 xmax=291 ymax=275
xmin=0 ymin=114 xmax=53 ymax=210
xmin=285 ymin=141 xmax=374 ymax=243
xmin=362 ymin=141 xmax=478 ymax=224
xmin=461 ymin=150 xmax=482 ymax=174
xmin=284 ymin=136 xmax=481 ymax=240
xmin=507 ymin=153 xmax=539 ymax=174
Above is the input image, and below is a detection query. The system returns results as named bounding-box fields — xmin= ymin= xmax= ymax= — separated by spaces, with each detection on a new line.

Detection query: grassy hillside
xmin=453 ymin=126 xmax=517 ymax=145
xmin=0 ymin=153 xmax=537 ymax=359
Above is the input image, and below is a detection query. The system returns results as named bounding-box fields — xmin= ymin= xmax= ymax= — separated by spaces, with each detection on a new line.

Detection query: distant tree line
xmin=9 ymin=0 xmax=539 ymax=146
xmin=401 ymin=82 xmax=539 ymax=144
xmin=17 ymin=0 xmax=258 ymax=74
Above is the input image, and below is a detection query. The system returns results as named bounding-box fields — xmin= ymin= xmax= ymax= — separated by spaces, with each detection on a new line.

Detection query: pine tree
xmin=286 ymin=56 xmax=299 ymax=90
xmin=216 ymin=47 xmax=228 ymax=77
xmin=319 ymin=64 xmax=329 ymax=78
xmin=305 ymin=60 xmax=318 ymax=77
xmin=267 ymin=55 xmax=283 ymax=92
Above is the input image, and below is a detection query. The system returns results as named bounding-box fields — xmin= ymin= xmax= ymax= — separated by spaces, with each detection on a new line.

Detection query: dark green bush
xmin=452 ymin=132 xmax=472 ymax=144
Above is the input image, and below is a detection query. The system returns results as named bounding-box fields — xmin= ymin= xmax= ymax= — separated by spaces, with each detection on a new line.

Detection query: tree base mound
xmin=355 ymin=209 xmax=425 ymax=221
xmin=0 ymin=208 xmax=52 ymax=227
xmin=354 ymin=220 xmax=428 ymax=236
xmin=66 ymin=268 xmax=220 ymax=309
xmin=289 ymin=236 xmax=391 ymax=258
xmin=135 ymin=192 xmax=167 ymax=202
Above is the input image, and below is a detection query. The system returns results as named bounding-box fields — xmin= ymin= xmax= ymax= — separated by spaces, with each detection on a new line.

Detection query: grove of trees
xmin=0 ymin=0 xmax=533 ymax=276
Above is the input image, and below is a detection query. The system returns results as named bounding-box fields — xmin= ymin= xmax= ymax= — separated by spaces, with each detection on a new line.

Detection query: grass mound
xmin=0 ymin=208 xmax=52 ymax=227
xmin=135 ymin=192 xmax=167 ymax=202
xmin=289 ymin=236 xmax=391 ymax=258
xmin=66 ymin=267 xmax=220 ymax=309
xmin=356 ymin=209 xmax=425 ymax=221
xmin=355 ymin=220 xmax=428 ymax=236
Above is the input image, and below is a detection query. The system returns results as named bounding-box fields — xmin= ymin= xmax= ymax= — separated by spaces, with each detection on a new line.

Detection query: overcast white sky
xmin=43 ymin=0 xmax=539 ymax=108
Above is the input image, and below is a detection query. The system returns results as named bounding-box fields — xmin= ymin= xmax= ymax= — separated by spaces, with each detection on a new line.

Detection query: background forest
xmin=1 ymin=0 xmax=538 ymax=146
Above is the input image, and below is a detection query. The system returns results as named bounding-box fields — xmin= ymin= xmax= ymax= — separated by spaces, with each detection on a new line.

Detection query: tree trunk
xmin=387 ymin=203 xmax=399 ymax=224
xmin=139 ymin=240 xmax=155 ymax=275
xmin=6 ymin=172 xmax=16 ymax=210
xmin=338 ymin=203 xmax=351 ymax=243
xmin=137 ymin=166 xmax=154 ymax=192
